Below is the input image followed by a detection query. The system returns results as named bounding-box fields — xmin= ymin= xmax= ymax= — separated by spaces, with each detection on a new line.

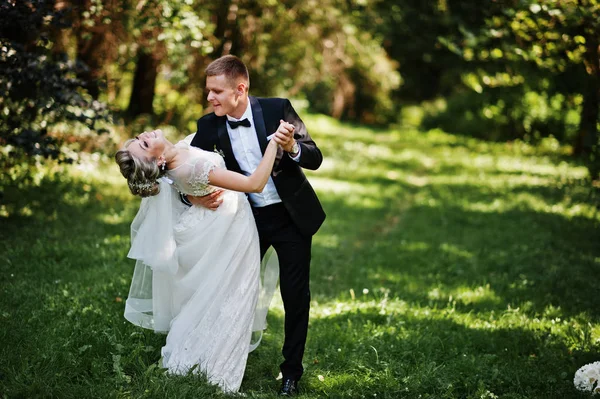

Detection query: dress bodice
xmin=166 ymin=141 xmax=226 ymax=197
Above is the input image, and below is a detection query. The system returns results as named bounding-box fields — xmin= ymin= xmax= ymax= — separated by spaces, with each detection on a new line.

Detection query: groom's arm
xmin=282 ymin=99 xmax=323 ymax=170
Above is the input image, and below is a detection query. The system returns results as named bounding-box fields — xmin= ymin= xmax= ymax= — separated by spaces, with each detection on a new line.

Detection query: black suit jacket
xmin=191 ymin=96 xmax=326 ymax=236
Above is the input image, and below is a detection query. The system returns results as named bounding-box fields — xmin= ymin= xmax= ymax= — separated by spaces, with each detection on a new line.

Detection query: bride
xmin=114 ymin=122 xmax=293 ymax=392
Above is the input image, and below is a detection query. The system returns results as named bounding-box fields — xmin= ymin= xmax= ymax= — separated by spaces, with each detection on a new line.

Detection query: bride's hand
xmin=273 ymin=120 xmax=295 ymax=151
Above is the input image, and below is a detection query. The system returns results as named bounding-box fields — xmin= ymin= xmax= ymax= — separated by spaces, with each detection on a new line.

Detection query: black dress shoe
xmin=279 ymin=377 xmax=299 ymax=396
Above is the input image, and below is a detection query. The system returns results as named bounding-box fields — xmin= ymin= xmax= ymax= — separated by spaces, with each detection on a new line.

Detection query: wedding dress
xmin=123 ymin=139 xmax=278 ymax=393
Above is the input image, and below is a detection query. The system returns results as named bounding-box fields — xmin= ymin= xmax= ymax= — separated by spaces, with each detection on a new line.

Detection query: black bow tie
xmin=227 ymin=118 xmax=251 ymax=129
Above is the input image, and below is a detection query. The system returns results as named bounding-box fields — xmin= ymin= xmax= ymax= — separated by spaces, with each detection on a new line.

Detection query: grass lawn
xmin=1 ymin=115 xmax=599 ymax=398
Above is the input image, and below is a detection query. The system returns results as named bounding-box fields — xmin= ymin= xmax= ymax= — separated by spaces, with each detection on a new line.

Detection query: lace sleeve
xmin=187 ymin=157 xmax=218 ymax=196
xmin=167 ymin=146 xmax=223 ymax=196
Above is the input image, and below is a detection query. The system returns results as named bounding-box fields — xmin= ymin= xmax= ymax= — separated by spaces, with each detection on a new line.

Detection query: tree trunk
xmin=73 ymin=0 xmax=111 ymax=99
xmin=50 ymin=0 xmax=71 ymax=57
xmin=76 ymin=31 xmax=105 ymax=99
xmin=331 ymin=73 xmax=355 ymax=120
xmin=573 ymin=34 xmax=599 ymax=156
xmin=213 ymin=0 xmax=242 ymax=57
xmin=127 ymin=50 xmax=160 ymax=117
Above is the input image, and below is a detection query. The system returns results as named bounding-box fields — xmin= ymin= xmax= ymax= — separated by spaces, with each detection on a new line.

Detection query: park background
xmin=1 ymin=0 xmax=599 ymax=398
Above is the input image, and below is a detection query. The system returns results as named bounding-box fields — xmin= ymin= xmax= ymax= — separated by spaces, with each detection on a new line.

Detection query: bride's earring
xmin=161 ymin=162 xmax=166 ymax=171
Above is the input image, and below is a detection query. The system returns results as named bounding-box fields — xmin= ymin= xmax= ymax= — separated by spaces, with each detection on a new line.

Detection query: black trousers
xmin=252 ymin=202 xmax=312 ymax=380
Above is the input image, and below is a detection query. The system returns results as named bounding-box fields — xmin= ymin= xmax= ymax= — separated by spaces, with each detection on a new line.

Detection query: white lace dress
xmin=124 ymin=140 xmax=275 ymax=393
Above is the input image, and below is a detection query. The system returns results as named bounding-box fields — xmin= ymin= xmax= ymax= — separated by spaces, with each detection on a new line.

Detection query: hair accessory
xmin=131 ymin=181 xmax=156 ymax=193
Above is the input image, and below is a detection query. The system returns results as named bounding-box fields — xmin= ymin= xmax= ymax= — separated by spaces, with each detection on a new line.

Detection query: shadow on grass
xmin=0 ymin=174 xmax=139 ymax=283
xmin=1 ymin=120 xmax=598 ymax=397
xmin=310 ymin=176 xmax=600 ymax=320
xmin=292 ymin=308 xmax=594 ymax=398
xmin=1 ymin=174 xmax=134 ymax=233
xmin=237 ymin=307 xmax=596 ymax=398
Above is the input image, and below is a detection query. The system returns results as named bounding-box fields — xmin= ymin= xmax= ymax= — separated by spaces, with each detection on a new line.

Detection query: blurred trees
xmin=355 ymin=0 xmax=598 ymax=177
xmin=211 ymin=0 xmax=400 ymax=124
xmin=434 ymin=0 xmax=599 ymax=176
xmin=0 ymin=0 xmax=110 ymax=178
xmin=1 ymin=0 xmax=598 ymax=180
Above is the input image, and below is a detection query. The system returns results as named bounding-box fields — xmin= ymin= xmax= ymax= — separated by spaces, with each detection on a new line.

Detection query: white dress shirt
xmin=226 ymin=101 xmax=299 ymax=207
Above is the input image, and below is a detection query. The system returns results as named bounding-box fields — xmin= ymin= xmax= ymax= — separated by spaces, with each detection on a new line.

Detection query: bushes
xmin=422 ymin=88 xmax=582 ymax=145
xmin=0 ymin=0 xmax=111 ymax=187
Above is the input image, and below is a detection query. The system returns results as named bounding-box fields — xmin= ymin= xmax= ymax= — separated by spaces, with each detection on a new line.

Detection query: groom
xmin=186 ymin=55 xmax=325 ymax=395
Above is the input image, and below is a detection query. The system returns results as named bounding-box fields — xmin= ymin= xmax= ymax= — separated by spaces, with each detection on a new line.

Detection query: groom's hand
xmin=188 ymin=189 xmax=224 ymax=211
xmin=273 ymin=119 xmax=296 ymax=152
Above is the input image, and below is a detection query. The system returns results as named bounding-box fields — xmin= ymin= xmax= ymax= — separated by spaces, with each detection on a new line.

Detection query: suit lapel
xmin=251 ymin=96 xmax=285 ymax=169
xmin=212 ymin=98 xmax=283 ymax=175
xmin=250 ymin=96 xmax=268 ymax=154
xmin=216 ymin=117 xmax=242 ymax=172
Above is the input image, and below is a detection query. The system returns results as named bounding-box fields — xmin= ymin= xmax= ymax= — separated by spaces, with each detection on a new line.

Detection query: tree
xmin=125 ymin=0 xmax=212 ymax=119
xmin=72 ymin=0 xmax=128 ymax=99
xmin=439 ymin=0 xmax=599 ymax=176
xmin=0 ymin=0 xmax=109 ymax=176
xmin=197 ymin=0 xmax=400 ymax=124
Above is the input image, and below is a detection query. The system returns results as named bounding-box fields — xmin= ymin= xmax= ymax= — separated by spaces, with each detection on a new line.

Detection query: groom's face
xmin=206 ymin=74 xmax=246 ymax=118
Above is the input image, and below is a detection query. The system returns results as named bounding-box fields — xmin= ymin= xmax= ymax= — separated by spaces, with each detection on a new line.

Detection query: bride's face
xmin=127 ymin=129 xmax=166 ymax=162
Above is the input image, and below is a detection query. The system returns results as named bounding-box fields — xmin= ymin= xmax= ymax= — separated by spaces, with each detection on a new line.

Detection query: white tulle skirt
xmin=124 ymin=185 xmax=278 ymax=393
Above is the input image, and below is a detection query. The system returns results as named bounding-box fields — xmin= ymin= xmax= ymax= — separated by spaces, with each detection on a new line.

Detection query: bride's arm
xmin=208 ymin=139 xmax=279 ymax=193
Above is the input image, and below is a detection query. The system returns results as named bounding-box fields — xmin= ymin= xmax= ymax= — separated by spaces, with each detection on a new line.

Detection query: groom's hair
xmin=205 ymin=55 xmax=249 ymax=89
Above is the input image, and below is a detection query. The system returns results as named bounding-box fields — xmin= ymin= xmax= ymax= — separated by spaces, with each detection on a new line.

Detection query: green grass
xmin=1 ymin=115 xmax=599 ymax=398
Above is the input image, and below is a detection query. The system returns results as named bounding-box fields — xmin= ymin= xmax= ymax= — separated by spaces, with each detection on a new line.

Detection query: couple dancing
xmin=115 ymin=55 xmax=325 ymax=395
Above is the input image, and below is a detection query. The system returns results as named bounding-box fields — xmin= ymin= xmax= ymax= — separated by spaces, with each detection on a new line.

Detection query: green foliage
xmin=422 ymin=88 xmax=582 ymax=142
xmin=352 ymin=0 xmax=465 ymax=102
xmin=75 ymin=0 xmax=402 ymax=126
xmin=434 ymin=0 xmax=600 ymax=174
xmin=192 ymin=0 xmax=401 ymax=125
xmin=1 ymin=116 xmax=598 ymax=398
xmin=351 ymin=0 xmax=598 ymax=173
xmin=3 ymin=0 xmax=599 ymax=187
xmin=125 ymin=0 xmax=214 ymax=89
xmin=0 ymin=0 xmax=111 ymax=179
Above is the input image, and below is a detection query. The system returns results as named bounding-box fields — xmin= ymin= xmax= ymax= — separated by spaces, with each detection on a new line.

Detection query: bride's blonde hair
xmin=115 ymin=139 xmax=167 ymax=197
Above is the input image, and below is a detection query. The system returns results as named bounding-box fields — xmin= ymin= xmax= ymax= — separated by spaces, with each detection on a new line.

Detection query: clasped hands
xmin=272 ymin=119 xmax=296 ymax=153
xmin=188 ymin=120 xmax=295 ymax=210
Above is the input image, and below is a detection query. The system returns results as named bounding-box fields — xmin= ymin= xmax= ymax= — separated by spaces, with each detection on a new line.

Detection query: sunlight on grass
xmin=313 ymin=233 xmax=341 ymax=249
xmin=405 ymin=174 xmax=429 ymax=187
xmin=462 ymin=191 xmax=597 ymax=219
xmin=440 ymin=243 xmax=474 ymax=259
xmin=1 ymin=114 xmax=598 ymax=398
xmin=309 ymin=177 xmax=389 ymax=209
xmin=429 ymin=285 xmax=503 ymax=307
xmin=310 ymin=295 xmax=599 ymax=351
xmin=399 ymin=241 xmax=430 ymax=252
xmin=97 ymin=212 xmax=131 ymax=225
xmin=427 ymin=173 xmax=555 ymax=187
xmin=312 ymin=157 xmax=337 ymax=173
xmin=309 ymin=177 xmax=372 ymax=195
xmin=396 ymin=149 xmax=437 ymax=169
xmin=494 ymin=157 xmax=588 ymax=178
